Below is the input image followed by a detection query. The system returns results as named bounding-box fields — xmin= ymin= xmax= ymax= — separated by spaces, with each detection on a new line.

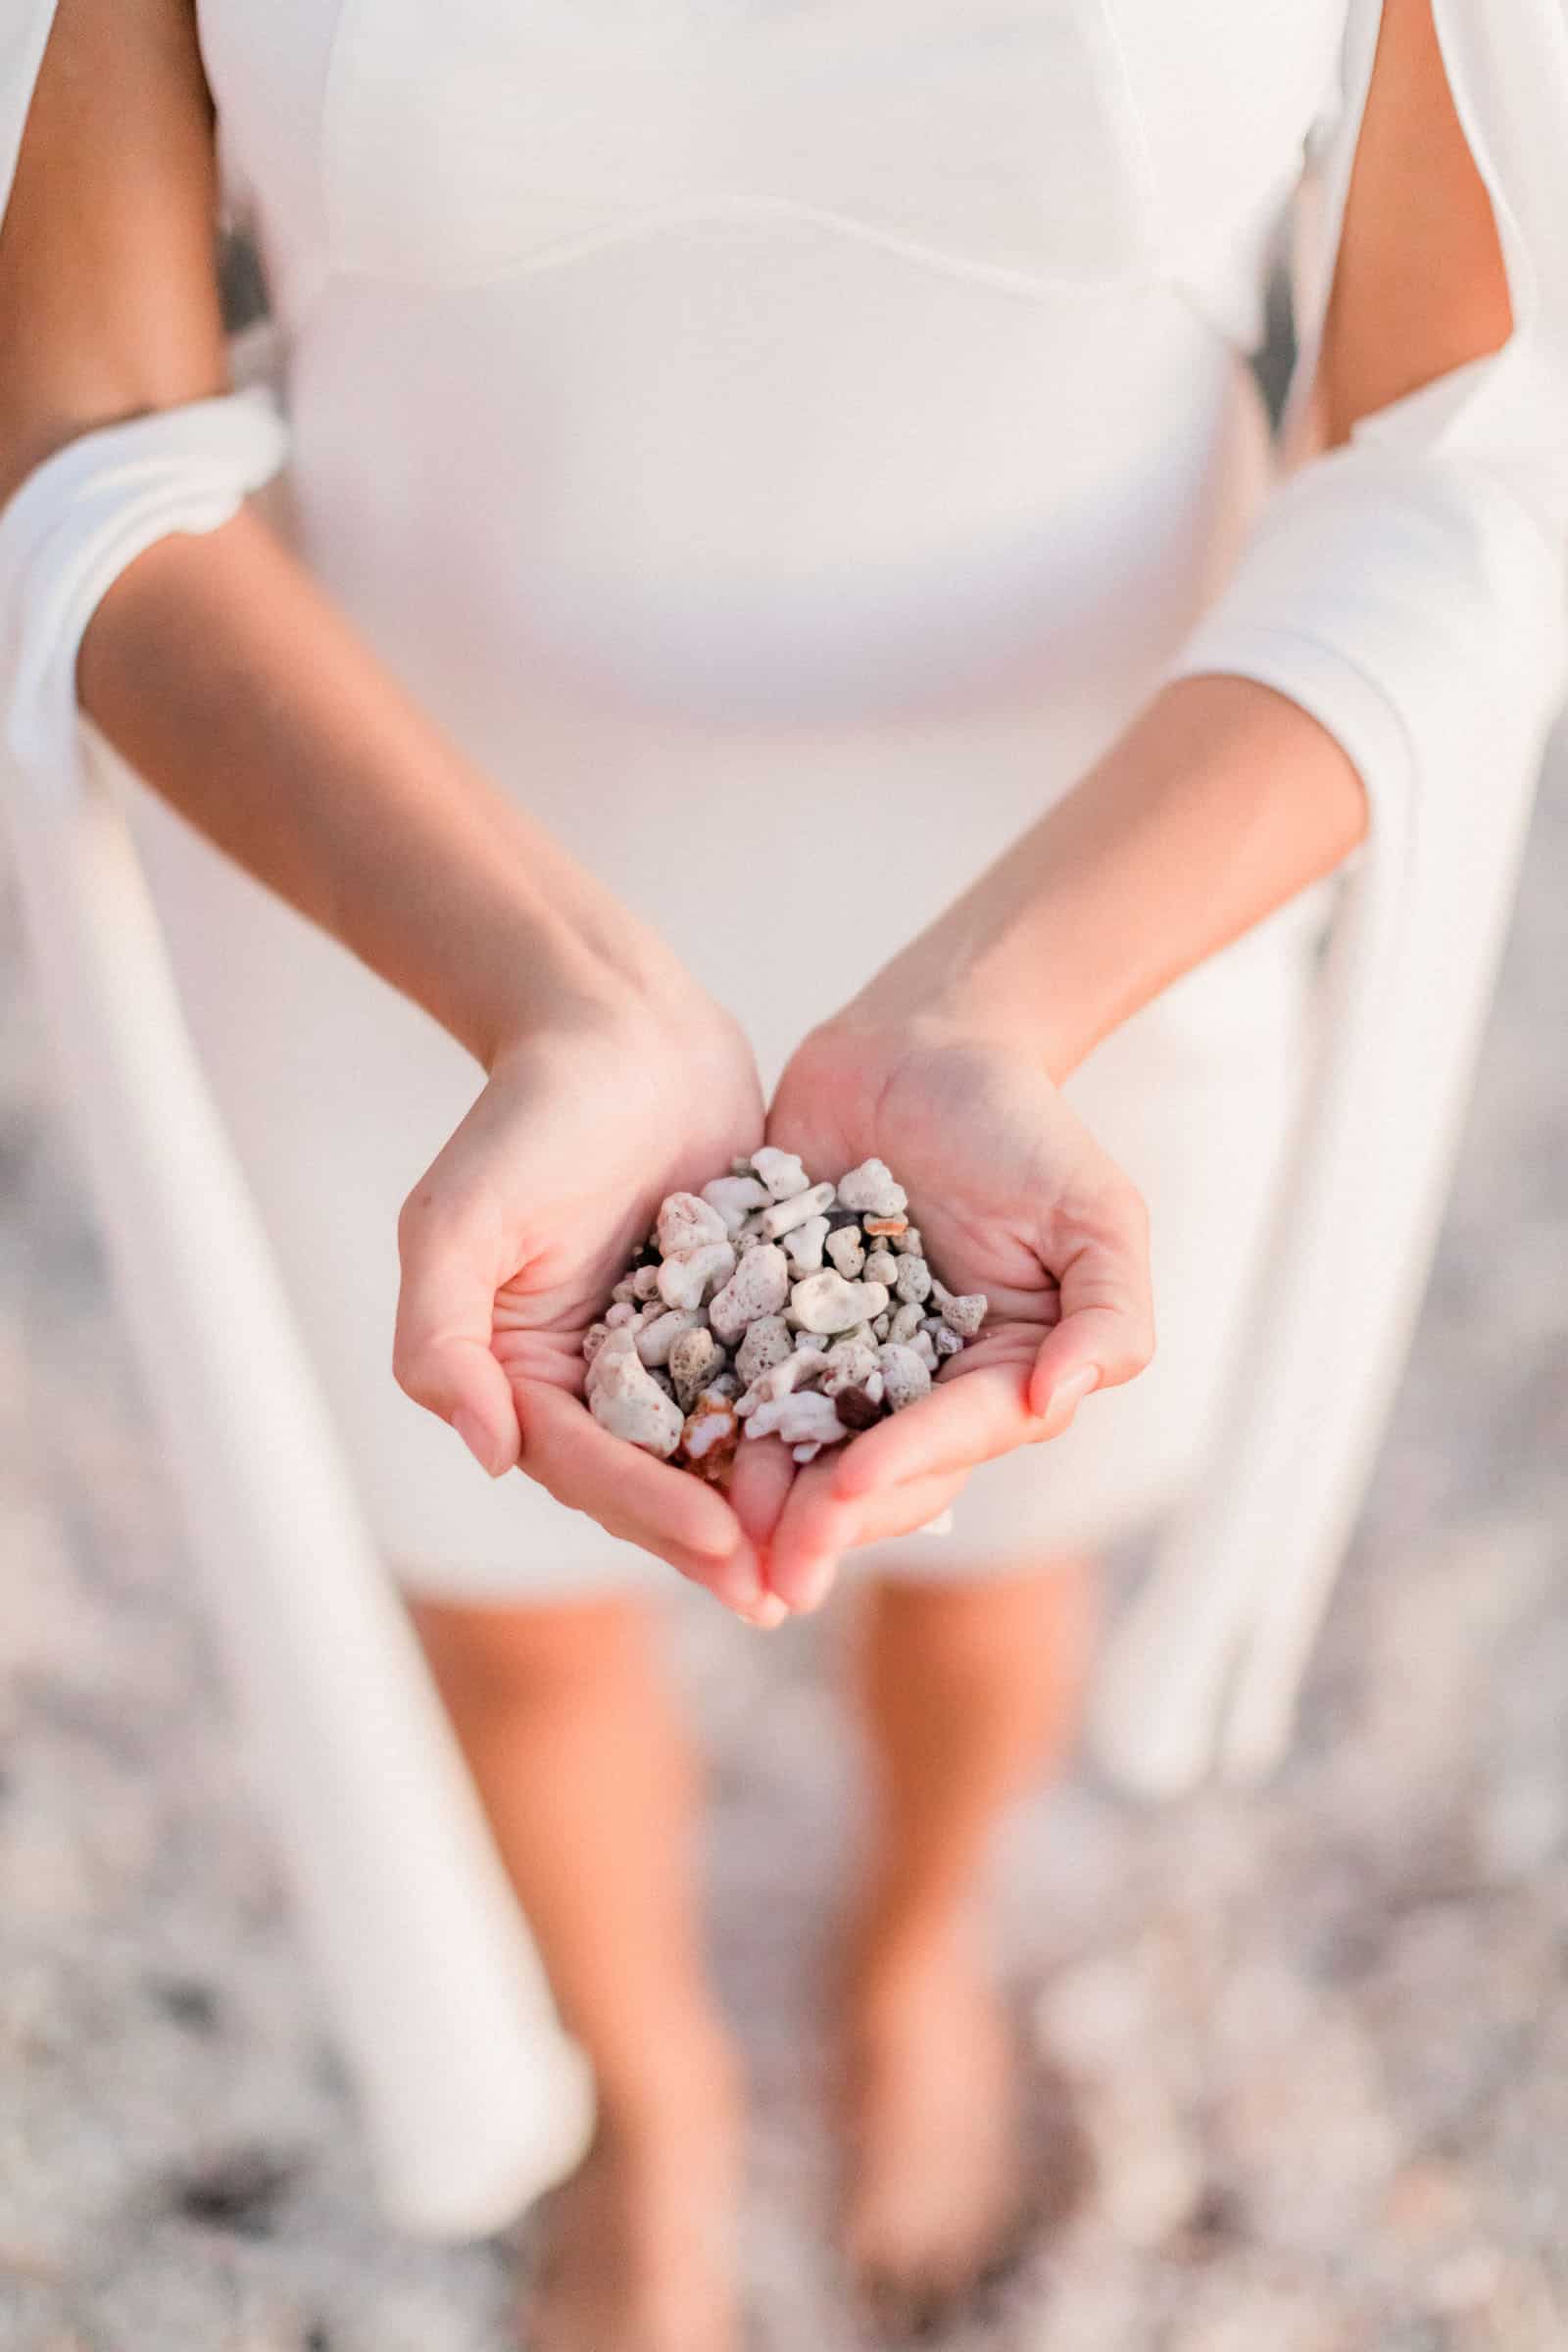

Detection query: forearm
xmin=75 ymin=502 xmax=682 ymax=1065
xmin=846 ymin=674 xmax=1368 ymax=1078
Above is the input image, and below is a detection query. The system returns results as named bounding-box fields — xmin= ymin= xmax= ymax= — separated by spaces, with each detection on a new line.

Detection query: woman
xmin=3 ymin=0 xmax=1565 ymax=2342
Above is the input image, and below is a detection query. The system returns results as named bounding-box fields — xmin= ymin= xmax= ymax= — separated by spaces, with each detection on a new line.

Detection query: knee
xmin=864 ymin=1561 xmax=1099 ymax=1692
xmin=407 ymin=1591 xmax=652 ymax=1716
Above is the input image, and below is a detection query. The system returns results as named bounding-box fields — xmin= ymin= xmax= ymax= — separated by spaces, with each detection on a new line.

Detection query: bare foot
xmin=520 ymin=2064 xmax=743 ymax=2352
xmin=839 ymin=1939 xmax=1041 ymax=2333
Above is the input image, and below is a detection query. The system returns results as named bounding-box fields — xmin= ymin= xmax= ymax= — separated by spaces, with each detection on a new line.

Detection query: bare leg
xmin=410 ymin=1591 xmax=740 ymax=2352
xmin=839 ymin=1557 xmax=1097 ymax=2321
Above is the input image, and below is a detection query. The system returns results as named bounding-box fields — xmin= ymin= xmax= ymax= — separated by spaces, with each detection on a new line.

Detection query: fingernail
xmin=1048 ymin=1366 xmax=1099 ymax=1434
xmin=791 ymin=1558 xmax=839 ymax=1615
xmin=742 ymin=1595 xmax=790 ymax=1632
xmin=715 ymin=1547 xmax=765 ymax=1612
xmin=453 ymin=1406 xmax=503 ymax=1477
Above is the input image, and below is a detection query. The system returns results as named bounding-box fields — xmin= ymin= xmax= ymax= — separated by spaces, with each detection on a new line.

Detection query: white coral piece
xmin=635 ymin=1306 xmax=705 ymax=1366
xmin=876 ymin=1342 xmax=933 ymax=1410
xmin=709 ymin=1243 xmax=791 ymax=1343
xmin=789 ymin=1270 xmax=891 ymax=1335
xmin=836 ymin=1157 xmax=908 ymax=1216
xmin=657 ymin=1238 xmax=737 ymax=1310
xmin=750 ymin=1147 xmax=813 ymax=1201
xmin=701 ymin=1174 xmax=770 ymax=1234
xmin=657 ymin=1191 xmax=730 ymax=1256
xmin=587 ymin=1336 xmax=684 ymax=1455
xmin=758 ymin=1181 xmax=837 ymax=1242
xmin=819 ymin=1336 xmax=880 ymax=1397
xmin=824 ymin=1227 xmax=866 ymax=1279
xmin=743 ymin=1390 xmax=849 ymax=1447
xmin=783 ymin=1213 xmax=830 ymax=1273
xmin=736 ymin=1314 xmax=793 ymax=1386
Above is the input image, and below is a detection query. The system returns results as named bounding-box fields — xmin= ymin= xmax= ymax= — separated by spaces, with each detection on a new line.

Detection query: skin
xmin=409 ymin=1593 xmax=747 ymax=2352
xmin=836 ymin=1560 xmax=1099 ymax=2326
xmin=2 ymin=0 xmax=1514 ymax=2338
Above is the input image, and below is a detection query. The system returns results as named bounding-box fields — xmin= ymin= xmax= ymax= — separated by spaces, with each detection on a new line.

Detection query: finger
xmin=1025 ymin=1220 xmax=1155 ymax=1419
xmin=828 ymin=1284 xmax=1151 ymax=1512
xmin=766 ymin=1453 xmax=969 ymax=1613
xmin=394 ymin=1202 xmax=520 ymax=1476
xmin=843 ymin=1467 xmax=970 ymax=1548
xmin=830 ymin=1356 xmax=1046 ymax=1501
xmin=514 ymin=1382 xmax=768 ymax=1615
xmin=727 ymin=1432 xmax=797 ymax=1559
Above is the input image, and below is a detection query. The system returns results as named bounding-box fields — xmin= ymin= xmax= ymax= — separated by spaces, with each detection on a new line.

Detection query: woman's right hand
xmin=392 ymin=979 xmax=776 ymax=1619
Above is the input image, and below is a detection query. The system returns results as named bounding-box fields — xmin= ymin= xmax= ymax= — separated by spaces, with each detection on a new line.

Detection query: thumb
xmin=1027 ymin=1201 xmax=1155 ymax=1429
xmin=394 ymin=1197 xmax=522 ymax=1477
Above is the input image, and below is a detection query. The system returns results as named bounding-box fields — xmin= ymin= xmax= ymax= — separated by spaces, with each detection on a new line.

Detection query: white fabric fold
xmin=1 ymin=389 xmax=288 ymax=779
xmin=1095 ymin=0 xmax=1568 ymax=1793
xmin=0 ymin=391 xmax=593 ymax=2232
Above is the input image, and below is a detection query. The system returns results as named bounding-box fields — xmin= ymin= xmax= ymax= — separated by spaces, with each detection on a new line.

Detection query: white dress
xmin=4 ymin=0 xmax=1567 ymax=2234
xmin=28 ymin=0 xmax=1346 ymax=1594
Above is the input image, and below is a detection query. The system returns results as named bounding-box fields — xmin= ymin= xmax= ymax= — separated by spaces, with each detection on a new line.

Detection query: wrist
xmin=836 ymin=876 xmax=1102 ymax=1085
xmin=846 ymin=675 xmax=1366 ymax=1084
xmin=476 ymin=911 xmax=694 ymax=1074
xmin=478 ymin=875 xmax=717 ymax=1076
xmin=435 ymin=807 xmax=697 ymax=1071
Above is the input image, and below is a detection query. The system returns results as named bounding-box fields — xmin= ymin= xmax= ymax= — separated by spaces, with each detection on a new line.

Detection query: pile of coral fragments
xmin=583 ymin=1152 xmax=988 ymax=1485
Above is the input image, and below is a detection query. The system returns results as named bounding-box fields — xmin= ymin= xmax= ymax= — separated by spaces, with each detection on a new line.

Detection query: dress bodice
xmin=198 ymin=0 xmax=1348 ymax=349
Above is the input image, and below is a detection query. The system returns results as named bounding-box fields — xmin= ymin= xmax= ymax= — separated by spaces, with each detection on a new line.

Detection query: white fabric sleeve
xmin=0 ymin=389 xmax=291 ymax=789
xmin=1099 ymin=0 xmax=1568 ymax=1794
xmin=1 ymin=0 xmax=291 ymax=796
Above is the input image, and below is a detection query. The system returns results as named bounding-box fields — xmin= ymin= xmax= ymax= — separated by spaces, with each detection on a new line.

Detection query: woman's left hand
xmin=735 ymin=1011 xmax=1156 ymax=1611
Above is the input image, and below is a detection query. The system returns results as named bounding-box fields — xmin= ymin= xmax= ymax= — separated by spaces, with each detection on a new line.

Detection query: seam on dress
xmin=318 ymin=0 xmax=370 ymax=274
xmin=311 ymin=190 xmax=1157 ymax=309
xmin=1084 ymin=0 xmax=1164 ymax=272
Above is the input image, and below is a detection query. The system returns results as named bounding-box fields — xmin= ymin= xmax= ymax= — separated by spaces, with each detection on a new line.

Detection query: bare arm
xmin=754 ymin=0 xmax=1526 ymax=1589
xmin=1 ymin=0 xmax=684 ymax=1069
xmin=1316 ymin=0 xmax=1511 ymax=446
xmin=2 ymin=0 xmax=772 ymax=1613
xmin=845 ymin=0 xmax=1512 ymax=1080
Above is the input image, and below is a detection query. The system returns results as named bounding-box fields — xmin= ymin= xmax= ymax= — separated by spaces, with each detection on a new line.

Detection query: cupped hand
xmin=745 ymin=1014 xmax=1155 ymax=1610
xmin=393 ymin=987 xmax=775 ymax=1618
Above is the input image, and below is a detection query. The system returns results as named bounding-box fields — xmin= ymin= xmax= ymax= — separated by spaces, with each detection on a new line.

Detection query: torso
xmin=122 ymin=4 xmax=1351 ymax=1587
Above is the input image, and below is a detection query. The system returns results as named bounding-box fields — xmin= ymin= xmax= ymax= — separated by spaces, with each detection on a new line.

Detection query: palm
xmin=486 ymin=1024 xmax=763 ymax=1388
xmin=773 ymin=1025 xmax=1081 ymax=1333
xmin=397 ymin=1004 xmax=765 ymax=1596
xmin=746 ymin=1020 xmax=1151 ymax=1600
